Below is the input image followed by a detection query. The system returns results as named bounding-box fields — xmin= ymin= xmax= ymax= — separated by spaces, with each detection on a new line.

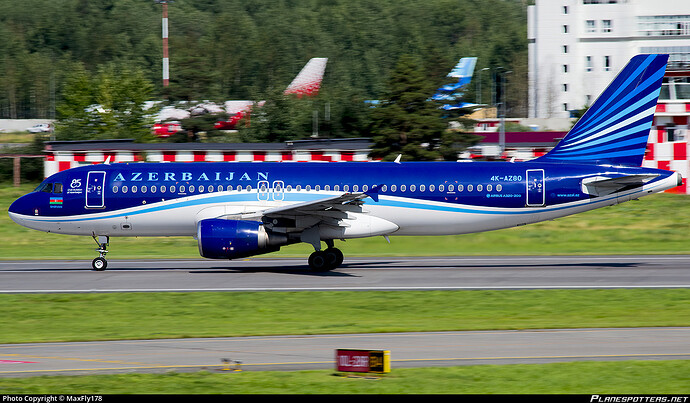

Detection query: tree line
xmin=0 ymin=0 xmax=528 ymax=163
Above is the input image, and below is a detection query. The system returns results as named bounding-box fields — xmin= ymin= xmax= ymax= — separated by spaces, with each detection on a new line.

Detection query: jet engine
xmin=197 ymin=219 xmax=288 ymax=259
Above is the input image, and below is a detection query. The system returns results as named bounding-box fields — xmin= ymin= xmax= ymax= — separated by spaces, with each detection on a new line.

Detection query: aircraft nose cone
xmin=8 ymin=195 xmax=32 ymax=224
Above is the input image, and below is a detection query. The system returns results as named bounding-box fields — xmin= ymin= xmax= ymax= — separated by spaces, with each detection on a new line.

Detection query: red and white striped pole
xmin=156 ymin=1 xmax=171 ymax=87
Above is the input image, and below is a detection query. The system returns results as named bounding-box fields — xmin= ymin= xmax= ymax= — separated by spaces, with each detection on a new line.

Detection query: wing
xmin=233 ymin=186 xmax=394 ymax=249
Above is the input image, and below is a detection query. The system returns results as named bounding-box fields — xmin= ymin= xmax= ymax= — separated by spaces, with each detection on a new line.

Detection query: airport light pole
xmin=497 ymin=68 xmax=512 ymax=157
xmin=155 ymin=1 xmax=172 ymax=88
xmin=477 ymin=67 xmax=489 ymax=105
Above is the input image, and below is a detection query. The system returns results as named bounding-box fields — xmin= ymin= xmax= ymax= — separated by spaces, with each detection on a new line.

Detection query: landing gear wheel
xmin=308 ymin=251 xmax=328 ymax=272
xmin=308 ymin=248 xmax=343 ymax=272
xmin=91 ymin=235 xmax=109 ymax=271
xmin=324 ymin=247 xmax=344 ymax=268
xmin=92 ymin=257 xmax=107 ymax=271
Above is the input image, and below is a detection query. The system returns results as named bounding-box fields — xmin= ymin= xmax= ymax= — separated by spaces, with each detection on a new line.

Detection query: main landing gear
xmin=92 ymin=235 xmax=109 ymax=271
xmin=307 ymin=240 xmax=344 ymax=272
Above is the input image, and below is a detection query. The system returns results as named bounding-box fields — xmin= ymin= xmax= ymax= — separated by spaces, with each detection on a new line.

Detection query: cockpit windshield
xmin=34 ymin=182 xmax=63 ymax=194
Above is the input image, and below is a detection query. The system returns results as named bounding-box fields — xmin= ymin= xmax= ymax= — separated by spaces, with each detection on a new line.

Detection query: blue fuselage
xmin=8 ymin=161 xmax=680 ymax=238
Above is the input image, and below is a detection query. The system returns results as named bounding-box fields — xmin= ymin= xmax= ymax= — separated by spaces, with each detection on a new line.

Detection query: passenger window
xmin=316 ymin=185 xmax=321 ymax=191
xmin=448 ymin=184 xmax=454 ymax=192
xmin=391 ymin=185 xmax=397 ymax=192
xmin=477 ymin=184 xmax=483 ymax=192
xmin=353 ymin=185 xmax=359 ymax=192
xmin=161 ymin=185 xmax=166 ymax=193
xmin=141 ymin=185 xmax=147 ymax=193
xmin=113 ymin=186 xmax=118 ymax=193
xmin=429 ymin=184 xmax=435 ymax=192
xmin=151 ymin=185 xmax=157 ymax=193
xmin=410 ymin=184 xmax=416 ymax=192
xmin=439 ymin=185 xmax=444 ymax=192
xmin=487 ymin=184 xmax=492 ymax=192
xmin=420 ymin=184 xmax=425 ymax=192
xmin=362 ymin=185 xmax=368 ymax=192
xmin=122 ymin=186 xmax=128 ymax=194
xmin=132 ymin=185 xmax=138 ymax=193
xmin=400 ymin=185 xmax=406 ymax=192
xmin=306 ymin=185 xmax=311 ymax=191
xmin=467 ymin=184 xmax=473 ymax=192
xmin=170 ymin=185 xmax=176 ymax=193
xmin=458 ymin=184 xmax=464 ymax=192
xmin=343 ymin=185 xmax=349 ymax=192
xmin=334 ymin=185 xmax=340 ymax=191
xmin=497 ymin=184 xmax=503 ymax=192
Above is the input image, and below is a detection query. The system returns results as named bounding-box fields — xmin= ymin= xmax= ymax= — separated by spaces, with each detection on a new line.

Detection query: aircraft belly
xmin=368 ymin=205 xmax=509 ymax=236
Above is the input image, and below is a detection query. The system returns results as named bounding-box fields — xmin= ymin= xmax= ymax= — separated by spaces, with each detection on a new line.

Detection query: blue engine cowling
xmin=197 ymin=219 xmax=285 ymax=259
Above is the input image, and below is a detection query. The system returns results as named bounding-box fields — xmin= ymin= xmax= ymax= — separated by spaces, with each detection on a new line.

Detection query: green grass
xmin=1 ymin=289 xmax=688 ymax=344
xmin=1 ymin=361 xmax=689 ymax=394
xmin=3 ymin=183 xmax=690 ymax=259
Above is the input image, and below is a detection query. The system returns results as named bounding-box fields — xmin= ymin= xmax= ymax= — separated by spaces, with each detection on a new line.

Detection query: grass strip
xmin=1 ymin=289 xmax=688 ymax=344
xmin=1 ymin=360 xmax=689 ymax=394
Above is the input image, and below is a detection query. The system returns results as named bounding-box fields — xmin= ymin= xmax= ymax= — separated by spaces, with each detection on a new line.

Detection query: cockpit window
xmin=35 ymin=182 xmax=63 ymax=194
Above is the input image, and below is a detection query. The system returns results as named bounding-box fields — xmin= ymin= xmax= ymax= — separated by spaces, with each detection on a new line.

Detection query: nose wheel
xmin=92 ymin=235 xmax=109 ymax=271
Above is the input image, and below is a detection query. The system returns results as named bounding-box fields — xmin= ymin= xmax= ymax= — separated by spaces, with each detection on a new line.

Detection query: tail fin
xmin=284 ymin=57 xmax=328 ymax=97
xmin=537 ymin=54 xmax=668 ymax=166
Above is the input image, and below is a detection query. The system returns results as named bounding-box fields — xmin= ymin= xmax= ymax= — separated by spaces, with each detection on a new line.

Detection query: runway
xmin=1 ymin=255 xmax=690 ymax=293
xmin=1 ymin=328 xmax=689 ymax=377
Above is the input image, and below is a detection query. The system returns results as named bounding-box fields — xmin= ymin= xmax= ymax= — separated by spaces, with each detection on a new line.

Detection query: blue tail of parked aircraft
xmin=432 ymin=57 xmax=478 ymax=110
xmin=537 ymin=54 xmax=668 ymax=167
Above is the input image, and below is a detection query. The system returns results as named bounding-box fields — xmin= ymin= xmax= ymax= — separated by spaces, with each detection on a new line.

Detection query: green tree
xmin=368 ymin=54 xmax=448 ymax=161
xmin=55 ymin=62 xmax=156 ymax=142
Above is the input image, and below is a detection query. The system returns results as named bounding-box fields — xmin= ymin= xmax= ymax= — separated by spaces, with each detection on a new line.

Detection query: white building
xmin=528 ymin=0 xmax=690 ymax=119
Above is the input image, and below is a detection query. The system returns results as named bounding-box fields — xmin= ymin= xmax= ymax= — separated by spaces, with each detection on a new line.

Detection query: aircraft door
xmin=86 ymin=171 xmax=106 ymax=208
xmin=526 ymin=169 xmax=545 ymax=207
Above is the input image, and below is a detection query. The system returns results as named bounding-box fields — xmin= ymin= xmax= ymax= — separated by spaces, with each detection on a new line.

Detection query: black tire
xmin=324 ymin=247 xmax=344 ymax=268
xmin=308 ymin=251 xmax=332 ymax=272
xmin=92 ymin=257 xmax=107 ymax=271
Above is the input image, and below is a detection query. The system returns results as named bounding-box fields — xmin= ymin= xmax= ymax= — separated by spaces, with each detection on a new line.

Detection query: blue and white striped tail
xmin=537 ymin=54 xmax=668 ymax=167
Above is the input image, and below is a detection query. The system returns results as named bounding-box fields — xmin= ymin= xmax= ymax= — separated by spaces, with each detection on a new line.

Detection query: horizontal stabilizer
xmin=581 ymin=174 xmax=659 ymax=196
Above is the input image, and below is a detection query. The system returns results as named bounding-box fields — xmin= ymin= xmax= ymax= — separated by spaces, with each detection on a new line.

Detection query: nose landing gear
xmin=92 ymin=235 xmax=109 ymax=271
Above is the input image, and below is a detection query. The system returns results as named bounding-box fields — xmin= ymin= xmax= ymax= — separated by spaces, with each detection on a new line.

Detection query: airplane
xmin=431 ymin=56 xmax=479 ymax=110
xmin=213 ymin=57 xmax=329 ymax=130
xmin=8 ymin=54 xmax=681 ymax=272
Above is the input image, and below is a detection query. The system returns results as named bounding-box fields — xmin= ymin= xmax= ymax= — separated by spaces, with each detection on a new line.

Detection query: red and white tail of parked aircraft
xmin=213 ymin=57 xmax=328 ymax=130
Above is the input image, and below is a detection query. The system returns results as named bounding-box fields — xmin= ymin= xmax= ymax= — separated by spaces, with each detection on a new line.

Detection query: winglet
xmin=365 ymin=185 xmax=381 ymax=202
xmin=394 ymin=154 xmax=402 ymax=164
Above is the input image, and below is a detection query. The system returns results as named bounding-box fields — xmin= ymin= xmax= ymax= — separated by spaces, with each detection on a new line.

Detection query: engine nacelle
xmin=197 ymin=219 xmax=287 ymax=260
